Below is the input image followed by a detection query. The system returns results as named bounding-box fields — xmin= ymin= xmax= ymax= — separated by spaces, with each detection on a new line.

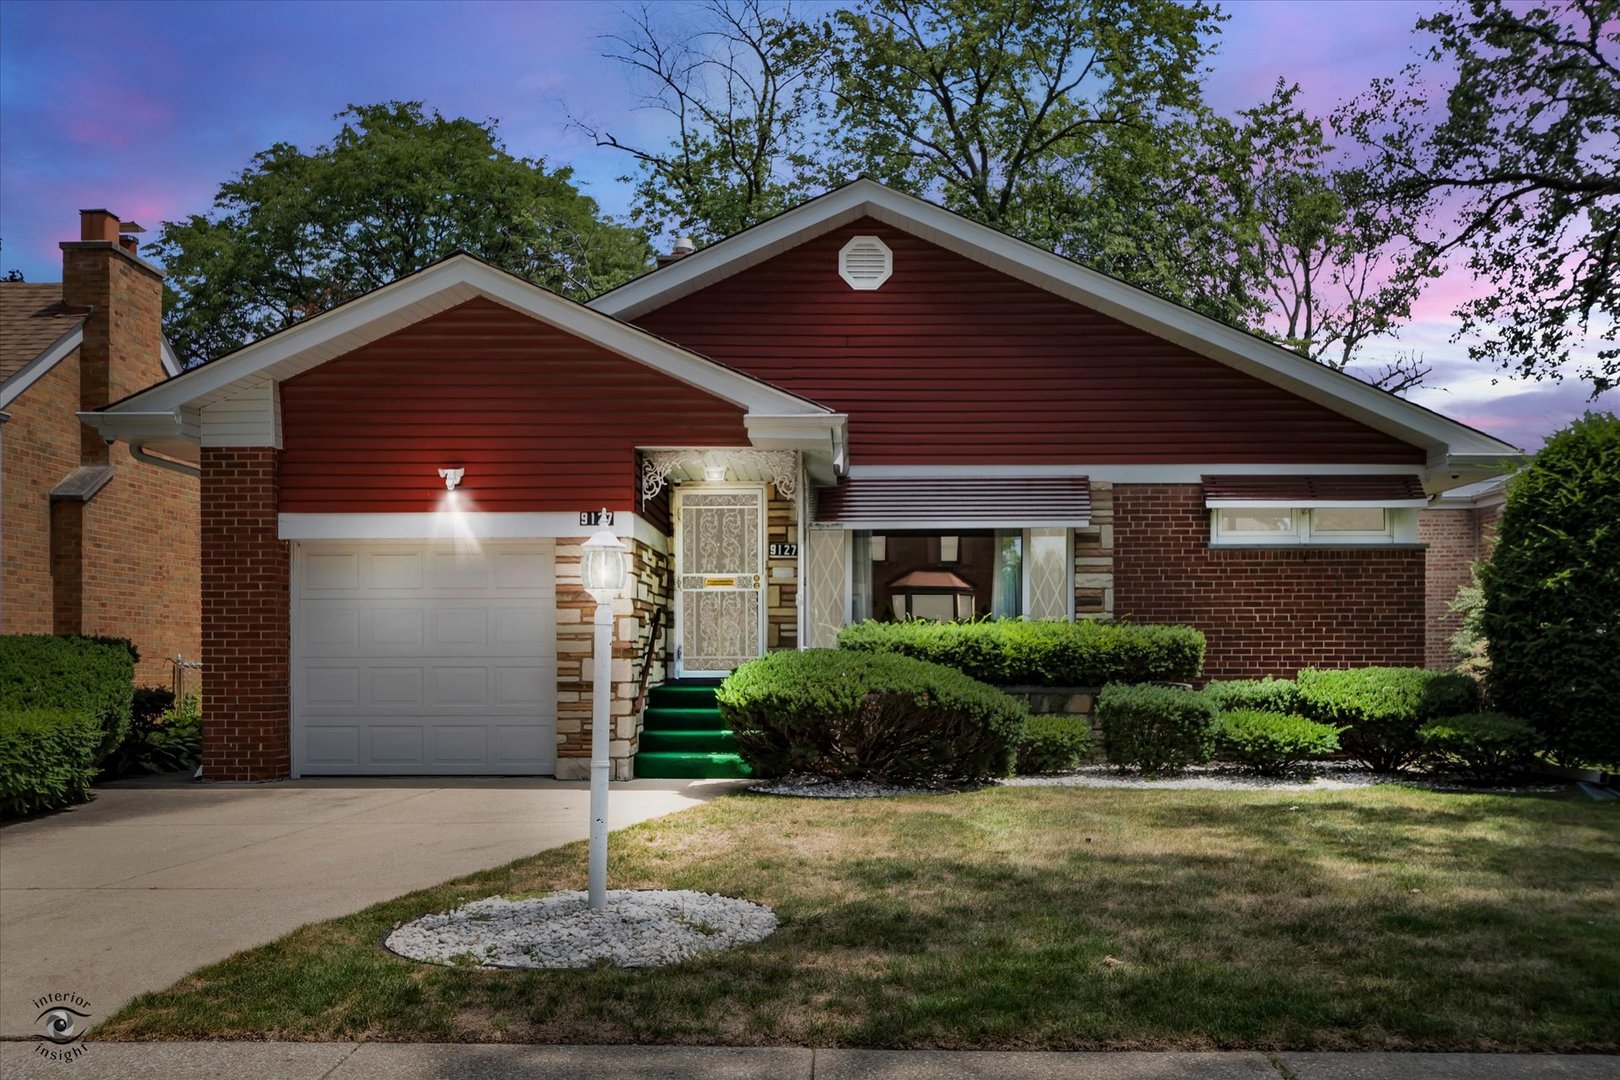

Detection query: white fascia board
xmin=0 ymin=327 xmax=82 ymax=409
xmin=848 ymin=463 xmax=1425 ymax=482
xmin=744 ymin=413 xmax=848 ymax=453
xmin=98 ymin=255 xmax=828 ymax=419
xmin=817 ymin=517 xmax=1091 ymax=530
xmin=1206 ymin=498 xmax=1429 ymax=509
xmin=279 ymin=511 xmax=669 ymax=553
xmin=160 ymin=338 xmax=183 ymax=377
xmin=77 ymin=409 xmax=186 ymax=441
xmin=594 ymin=178 xmax=1519 ymax=460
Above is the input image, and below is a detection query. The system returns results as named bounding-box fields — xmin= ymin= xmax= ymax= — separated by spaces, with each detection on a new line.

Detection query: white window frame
xmin=1210 ymin=507 xmax=1415 ymax=547
xmin=1210 ymin=507 xmax=1304 ymax=545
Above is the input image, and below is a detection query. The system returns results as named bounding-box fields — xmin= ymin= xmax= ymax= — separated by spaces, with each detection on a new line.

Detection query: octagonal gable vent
xmin=839 ymin=235 xmax=893 ymax=290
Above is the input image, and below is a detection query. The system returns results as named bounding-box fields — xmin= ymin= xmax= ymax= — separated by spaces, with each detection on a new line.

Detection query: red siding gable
xmin=279 ymin=298 xmax=750 ymax=513
xmin=633 ymin=219 xmax=1424 ymax=466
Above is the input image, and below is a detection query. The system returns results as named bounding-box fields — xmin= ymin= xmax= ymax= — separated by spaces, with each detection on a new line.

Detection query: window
xmin=1312 ymin=507 xmax=1388 ymax=533
xmin=1215 ymin=509 xmax=1298 ymax=536
xmin=853 ymin=529 xmax=1032 ymax=621
xmin=1210 ymin=507 xmax=1411 ymax=546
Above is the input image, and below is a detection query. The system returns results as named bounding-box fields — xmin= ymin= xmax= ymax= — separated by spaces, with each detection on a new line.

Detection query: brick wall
xmin=1074 ymin=480 xmax=1115 ymax=617
xmin=200 ymin=447 xmax=288 ymax=780
xmin=1113 ymin=484 xmax=1425 ymax=680
xmin=1418 ymin=503 xmax=1503 ymax=670
xmin=4 ymin=360 xmax=80 ymax=635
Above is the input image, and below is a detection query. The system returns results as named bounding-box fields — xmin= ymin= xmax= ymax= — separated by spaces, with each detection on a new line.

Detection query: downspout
xmin=130 ymin=440 xmax=200 ymax=478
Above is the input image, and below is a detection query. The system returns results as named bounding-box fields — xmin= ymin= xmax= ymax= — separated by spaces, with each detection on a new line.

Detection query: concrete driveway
xmin=0 ymin=775 xmax=743 ymax=1037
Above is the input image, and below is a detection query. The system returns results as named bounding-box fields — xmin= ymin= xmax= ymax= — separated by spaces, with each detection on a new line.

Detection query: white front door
xmin=674 ymin=486 xmax=767 ymax=677
xmin=291 ymin=540 xmax=557 ymax=775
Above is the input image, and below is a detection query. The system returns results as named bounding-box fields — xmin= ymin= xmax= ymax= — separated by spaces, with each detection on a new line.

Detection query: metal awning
xmin=1202 ymin=474 xmax=1428 ymax=508
xmin=814 ymin=476 xmax=1091 ymax=528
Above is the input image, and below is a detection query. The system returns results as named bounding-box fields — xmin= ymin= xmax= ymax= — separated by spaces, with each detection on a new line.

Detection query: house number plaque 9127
xmin=768 ymin=542 xmax=798 ymax=558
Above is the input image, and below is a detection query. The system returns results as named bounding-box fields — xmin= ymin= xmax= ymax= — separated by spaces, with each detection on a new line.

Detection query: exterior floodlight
xmin=438 ymin=467 xmax=464 ymax=491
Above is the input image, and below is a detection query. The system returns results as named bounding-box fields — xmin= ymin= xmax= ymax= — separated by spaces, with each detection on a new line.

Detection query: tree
xmin=574 ymin=0 xmax=830 ymax=243
xmin=152 ymin=102 xmax=650 ymax=364
xmin=825 ymin=0 xmax=1221 ymax=232
xmin=1480 ymin=412 xmax=1620 ymax=765
xmin=1341 ymin=0 xmax=1620 ymax=392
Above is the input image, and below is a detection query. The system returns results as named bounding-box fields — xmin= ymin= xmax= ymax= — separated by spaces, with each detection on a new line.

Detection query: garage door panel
xmin=294 ymin=540 xmax=557 ymax=776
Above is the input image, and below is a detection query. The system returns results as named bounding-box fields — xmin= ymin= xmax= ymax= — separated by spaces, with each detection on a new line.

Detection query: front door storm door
xmin=674 ymin=486 xmax=766 ymax=677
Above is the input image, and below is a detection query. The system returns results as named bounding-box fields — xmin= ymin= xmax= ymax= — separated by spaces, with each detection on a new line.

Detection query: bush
xmin=1015 ymin=716 xmax=1092 ymax=774
xmin=1201 ymin=677 xmax=1303 ymax=715
xmin=717 ymin=649 xmax=1027 ymax=785
xmin=1481 ymin=412 xmax=1620 ymax=766
xmin=0 ymin=635 xmax=136 ymax=768
xmin=1214 ymin=710 xmax=1341 ymax=776
xmin=1418 ymin=712 xmax=1538 ymax=784
xmin=1297 ymin=667 xmax=1479 ymax=772
xmin=1096 ymin=683 xmax=1216 ymax=774
xmin=836 ymin=618 xmax=1206 ymax=687
xmin=1 ymin=708 xmax=103 ymax=818
xmin=103 ymin=693 xmax=202 ymax=778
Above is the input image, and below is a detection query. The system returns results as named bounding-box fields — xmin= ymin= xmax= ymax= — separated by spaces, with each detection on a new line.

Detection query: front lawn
xmin=101 ymin=785 xmax=1619 ymax=1050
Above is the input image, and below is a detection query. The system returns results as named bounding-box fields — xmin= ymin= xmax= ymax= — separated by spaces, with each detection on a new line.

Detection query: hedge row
xmin=0 ymin=708 xmax=104 ymax=818
xmin=836 ymin=618 xmax=1205 ymax=687
xmin=1295 ymin=667 xmax=1478 ymax=772
xmin=717 ymin=649 xmax=1026 ymax=785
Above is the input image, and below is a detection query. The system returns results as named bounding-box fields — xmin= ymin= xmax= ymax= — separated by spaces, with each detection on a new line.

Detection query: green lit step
xmin=642 ymin=706 xmax=726 ymax=731
xmin=633 ymin=751 xmax=753 ymax=780
xmin=648 ymin=684 xmax=720 ymax=709
xmin=639 ymin=728 xmax=737 ymax=754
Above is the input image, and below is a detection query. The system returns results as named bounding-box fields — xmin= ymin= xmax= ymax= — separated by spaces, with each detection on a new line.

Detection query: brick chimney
xmin=59 ymin=208 xmax=165 ymax=463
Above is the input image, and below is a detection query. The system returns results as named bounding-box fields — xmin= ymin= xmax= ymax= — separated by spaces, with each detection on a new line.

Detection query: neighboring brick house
xmin=84 ymin=179 xmax=1523 ymax=781
xmin=1 ymin=210 xmax=200 ymax=687
xmin=1419 ymin=476 xmax=1507 ymax=670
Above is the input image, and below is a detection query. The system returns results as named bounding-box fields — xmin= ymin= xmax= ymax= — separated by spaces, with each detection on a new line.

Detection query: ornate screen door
xmin=674 ymin=486 xmax=767 ymax=677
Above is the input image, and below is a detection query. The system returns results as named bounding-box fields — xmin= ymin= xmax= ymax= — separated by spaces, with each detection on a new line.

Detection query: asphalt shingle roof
xmin=0 ymin=282 xmax=87 ymax=382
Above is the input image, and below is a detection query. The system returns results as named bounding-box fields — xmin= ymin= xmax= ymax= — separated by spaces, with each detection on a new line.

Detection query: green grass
xmin=101 ymin=786 xmax=1619 ymax=1050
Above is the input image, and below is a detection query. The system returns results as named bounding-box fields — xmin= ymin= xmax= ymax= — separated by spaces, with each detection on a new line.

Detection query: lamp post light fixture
xmin=580 ymin=519 xmax=629 ymax=911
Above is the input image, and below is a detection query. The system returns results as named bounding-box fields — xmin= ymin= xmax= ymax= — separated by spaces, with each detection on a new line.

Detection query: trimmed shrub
xmin=1481 ymin=412 xmax=1620 ymax=766
xmin=717 ymin=649 xmax=1027 ymax=785
xmin=836 ymin=618 xmax=1206 ymax=687
xmin=0 ymin=635 xmax=136 ymax=768
xmin=1096 ymin=683 xmax=1216 ymax=774
xmin=1297 ymin=667 xmax=1479 ymax=772
xmin=1201 ymin=677 xmax=1303 ymax=715
xmin=1214 ymin=710 xmax=1341 ymax=776
xmin=1418 ymin=712 xmax=1538 ymax=784
xmin=1 ymin=708 xmax=103 ymax=818
xmin=1015 ymin=716 xmax=1092 ymax=774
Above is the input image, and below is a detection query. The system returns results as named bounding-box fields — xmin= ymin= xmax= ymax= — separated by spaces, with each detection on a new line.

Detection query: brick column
xmin=201 ymin=447 xmax=290 ymax=780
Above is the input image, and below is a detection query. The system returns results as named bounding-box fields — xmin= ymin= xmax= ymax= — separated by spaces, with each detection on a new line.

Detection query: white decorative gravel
xmin=384 ymin=889 xmax=777 ymax=969
xmin=749 ymin=773 xmax=966 ymax=798
xmin=1002 ymin=761 xmax=1565 ymax=794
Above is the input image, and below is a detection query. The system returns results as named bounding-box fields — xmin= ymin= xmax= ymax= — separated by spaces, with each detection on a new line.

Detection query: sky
xmin=0 ymin=0 xmax=1611 ymax=449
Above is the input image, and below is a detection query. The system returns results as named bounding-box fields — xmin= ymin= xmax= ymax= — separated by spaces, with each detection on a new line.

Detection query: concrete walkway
xmin=0 ymin=1043 xmax=1615 ymax=1079
xmin=0 ymin=775 xmax=743 ymax=1037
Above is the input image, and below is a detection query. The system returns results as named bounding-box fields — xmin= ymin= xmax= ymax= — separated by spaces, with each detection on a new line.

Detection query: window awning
xmin=815 ymin=476 xmax=1091 ymax=528
xmin=1202 ymin=474 xmax=1427 ymax=508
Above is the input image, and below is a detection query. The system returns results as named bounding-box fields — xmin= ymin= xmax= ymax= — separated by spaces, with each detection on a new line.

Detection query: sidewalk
xmin=2 ymin=1042 xmax=1615 ymax=1079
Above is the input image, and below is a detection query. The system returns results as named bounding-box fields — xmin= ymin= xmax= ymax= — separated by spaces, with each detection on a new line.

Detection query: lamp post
xmin=580 ymin=521 xmax=629 ymax=911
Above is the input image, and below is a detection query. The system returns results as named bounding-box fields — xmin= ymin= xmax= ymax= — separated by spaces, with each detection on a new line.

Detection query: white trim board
xmin=0 ymin=327 xmax=82 ymax=409
xmin=847 ymin=463 xmax=1427 ymax=479
xmin=278 ymin=511 xmax=669 ymax=554
xmin=590 ymin=178 xmax=1520 ymax=462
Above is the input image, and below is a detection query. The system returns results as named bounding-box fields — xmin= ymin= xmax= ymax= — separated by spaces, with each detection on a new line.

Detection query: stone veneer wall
xmin=765 ymin=482 xmax=798 ymax=651
xmin=554 ymin=532 xmax=671 ymax=780
xmin=1073 ymin=480 xmax=1115 ymax=617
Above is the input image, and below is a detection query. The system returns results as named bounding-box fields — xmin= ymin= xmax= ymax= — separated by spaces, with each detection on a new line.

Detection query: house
xmin=1 ymin=210 xmax=199 ymax=686
xmin=1419 ymin=475 xmax=1507 ymax=669
xmin=81 ymin=179 xmax=1522 ymax=782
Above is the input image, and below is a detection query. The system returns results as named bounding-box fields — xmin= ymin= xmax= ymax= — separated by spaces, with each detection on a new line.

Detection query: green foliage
xmin=717 ymin=649 xmax=1026 ymax=784
xmin=1297 ymin=667 xmax=1480 ymax=772
xmin=1418 ymin=712 xmax=1538 ymax=784
xmin=1340 ymin=0 xmax=1618 ymax=390
xmin=103 ymin=693 xmax=202 ymax=778
xmin=1200 ymin=677 xmax=1303 ymax=715
xmin=1213 ymin=710 xmax=1341 ymax=776
xmin=835 ymin=618 xmax=1205 ymax=686
xmin=1096 ymin=683 xmax=1215 ymax=774
xmin=1448 ymin=564 xmax=1490 ymax=681
xmin=1014 ymin=715 xmax=1092 ymax=775
xmin=153 ymin=101 xmax=651 ymax=363
xmin=1480 ymin=413 xmax=1620 ymax=764
xmin=0 ymin=635 xmax=135 ymax=768
xmin=0 ymin=708 xmax=103 ymax=819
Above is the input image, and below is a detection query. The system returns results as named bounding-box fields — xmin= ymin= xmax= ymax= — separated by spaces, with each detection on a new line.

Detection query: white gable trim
xmin=590 ymin=179 xmax=1521 ymax=461
xmin=0 ymin=326 xmax=83 ymax=409
xmin=97 ymin=254 xmax=829 ymax=419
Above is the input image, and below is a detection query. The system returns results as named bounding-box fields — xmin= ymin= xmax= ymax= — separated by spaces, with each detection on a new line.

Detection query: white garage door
xmin=292 ymin=540 xmax=557 ymax=775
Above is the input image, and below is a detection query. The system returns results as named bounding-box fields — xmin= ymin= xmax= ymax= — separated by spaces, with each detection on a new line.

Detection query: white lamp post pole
xmin=581 ymin=520 xmax=629 ymax=912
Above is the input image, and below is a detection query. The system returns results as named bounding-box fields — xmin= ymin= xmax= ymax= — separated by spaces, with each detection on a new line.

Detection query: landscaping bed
xmin=99 ymin=784 xmax=1619 ymax=1051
